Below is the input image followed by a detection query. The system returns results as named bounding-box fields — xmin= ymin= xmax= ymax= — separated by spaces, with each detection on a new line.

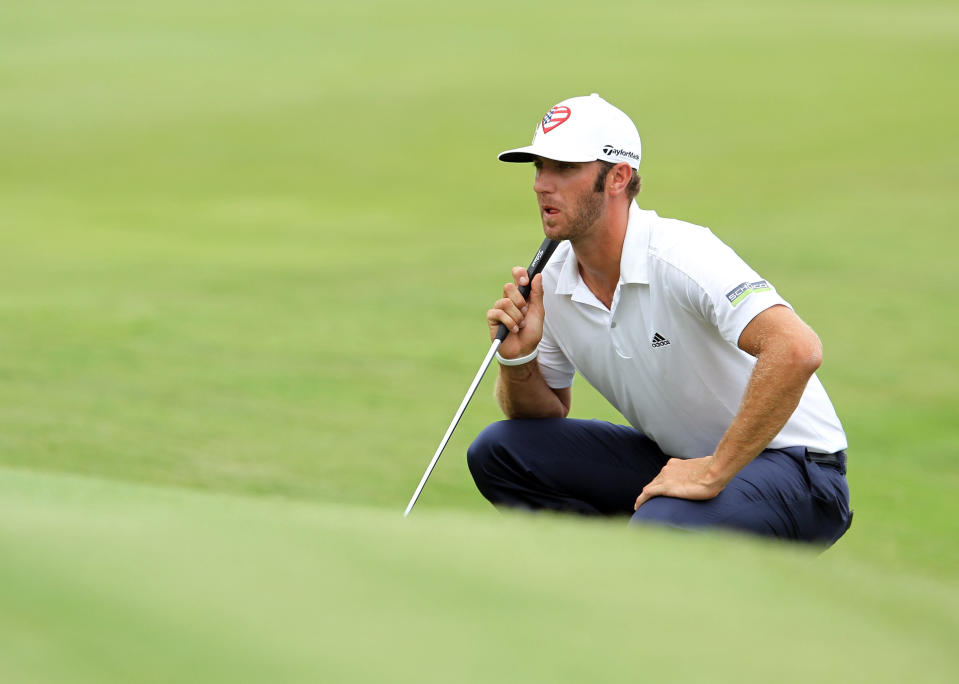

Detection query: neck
xmin=572 ymin=199 xmax=630 ymax=309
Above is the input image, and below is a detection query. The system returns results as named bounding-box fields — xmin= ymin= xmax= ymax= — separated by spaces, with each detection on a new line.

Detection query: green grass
xmin=2 ymin=467 xmax=958 ymax=683
xmin=1 ymin=0 xmax=957 ymax=680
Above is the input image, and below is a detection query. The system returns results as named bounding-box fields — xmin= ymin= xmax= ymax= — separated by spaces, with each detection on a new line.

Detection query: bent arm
xmin=487 ymin=270 xmax=572 ymax=419
xmin=635 ymin=304 xmax=823 ymax=509
xmin=706 ymin=304 xmax=823 ymax=487
xmin=495 ymin=362 xmax=571 ymax=419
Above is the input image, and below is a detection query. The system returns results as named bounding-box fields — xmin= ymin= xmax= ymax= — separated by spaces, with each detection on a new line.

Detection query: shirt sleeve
xmin=536 ymin=315 xmax=575 ymax=389
xmin=667 ymin=229 xmax=792 ymax=347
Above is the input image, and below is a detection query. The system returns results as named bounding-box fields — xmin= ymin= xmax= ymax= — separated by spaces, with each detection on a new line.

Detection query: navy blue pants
xmin=467 ymin=418 xmax=852 ymax=545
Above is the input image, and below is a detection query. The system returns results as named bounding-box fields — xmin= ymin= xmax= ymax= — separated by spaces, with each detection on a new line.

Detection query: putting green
xmin=1 ymin=0 xmax=957 ymax=679
xmin=1 ymin=467 xmax=957 ymax=683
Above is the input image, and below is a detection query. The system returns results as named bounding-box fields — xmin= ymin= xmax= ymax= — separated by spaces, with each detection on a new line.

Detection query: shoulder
xmin=645 ymin=211 xmax=724 ymax=263
xmin=642 ymin=210 xmax=750 ymax=284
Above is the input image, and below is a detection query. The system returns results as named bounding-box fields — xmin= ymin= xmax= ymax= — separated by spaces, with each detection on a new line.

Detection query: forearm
xmin=707 ymin=343 xmax=817 ymax=486
xmin=495 ymin=361 xmax=569 ymax=419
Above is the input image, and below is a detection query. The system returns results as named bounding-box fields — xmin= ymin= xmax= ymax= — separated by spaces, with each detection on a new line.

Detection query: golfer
xmin=468 ymin=94 xmax=852 ymax=544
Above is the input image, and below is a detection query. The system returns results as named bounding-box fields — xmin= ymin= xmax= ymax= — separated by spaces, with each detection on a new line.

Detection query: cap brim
xmin=497 ymin=145 xmax=599 ymax=164
xmin=497 ymin=146 xmax=539 ymax=163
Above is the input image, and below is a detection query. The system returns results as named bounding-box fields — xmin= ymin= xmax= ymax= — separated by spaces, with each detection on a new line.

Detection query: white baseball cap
xmin=498 ymin=93 xmax=642 ymax=170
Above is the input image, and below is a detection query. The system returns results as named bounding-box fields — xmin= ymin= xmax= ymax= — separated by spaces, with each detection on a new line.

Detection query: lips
xmin=541 ymin=204 xmax=560 ymax=216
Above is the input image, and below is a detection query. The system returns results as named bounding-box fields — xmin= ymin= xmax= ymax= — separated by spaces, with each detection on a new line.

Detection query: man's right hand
xmin=487 ymin=268 xmax=545 ymax=360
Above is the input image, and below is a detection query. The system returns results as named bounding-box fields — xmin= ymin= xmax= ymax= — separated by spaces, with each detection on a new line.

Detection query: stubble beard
xmin=542 ymin=188 xmax=605 ymax=242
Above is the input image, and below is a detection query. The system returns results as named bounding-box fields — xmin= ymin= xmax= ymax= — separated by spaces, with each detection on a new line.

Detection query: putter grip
xmin=494 ymin=237 xmax=561 ymax=343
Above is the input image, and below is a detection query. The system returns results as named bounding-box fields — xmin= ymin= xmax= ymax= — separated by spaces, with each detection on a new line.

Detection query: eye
xmin=533 ymin=160 xmax=543 ymax=170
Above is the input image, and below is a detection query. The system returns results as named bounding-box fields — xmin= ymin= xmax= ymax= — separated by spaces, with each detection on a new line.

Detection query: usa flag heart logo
xmin=541 ymin=105 xmax=570 ymax=133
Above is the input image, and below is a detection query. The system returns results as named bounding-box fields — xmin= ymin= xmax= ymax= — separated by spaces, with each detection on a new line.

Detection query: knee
xmin=466 ymin=421 xmax=511 ymax=479
xmin=630 ymin=497 xmax=705 ymax=531
xmin=467 ymin=421 xmax=522 ymax=499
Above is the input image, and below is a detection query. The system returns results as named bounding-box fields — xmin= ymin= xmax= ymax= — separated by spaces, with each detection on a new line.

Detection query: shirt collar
xmin=620 ymin=201 xmax=651 ymax=285
xmin=554 ymin=200 xmax=650 ymax=296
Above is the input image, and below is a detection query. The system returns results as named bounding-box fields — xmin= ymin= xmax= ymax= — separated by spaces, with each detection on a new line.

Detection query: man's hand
xmin=487 ymin=269 xmax=545 ymax=359
xmin=488 ymin=269 xmax=570 ymax=419
xmin=633 ymin=455 xmax=727 ymax=510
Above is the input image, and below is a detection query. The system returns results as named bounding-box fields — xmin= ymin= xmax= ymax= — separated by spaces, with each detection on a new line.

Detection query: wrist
xmin=703 ymin=452 xmax=738 ymax=491
xmin=495 ymin=346 xmax=539 ymax=366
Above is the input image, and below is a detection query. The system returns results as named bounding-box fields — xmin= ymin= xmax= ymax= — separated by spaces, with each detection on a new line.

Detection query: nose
xmin=533 ymin=167 xmax=553 ymax=194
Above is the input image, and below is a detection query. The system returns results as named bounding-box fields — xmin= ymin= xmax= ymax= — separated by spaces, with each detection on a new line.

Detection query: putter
xmin=403 ymin=237 xmax=561 ymax=516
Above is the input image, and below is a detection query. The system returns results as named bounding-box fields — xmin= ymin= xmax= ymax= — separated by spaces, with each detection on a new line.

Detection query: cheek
xmin=572 ymin=185 xmax=595 ymax=209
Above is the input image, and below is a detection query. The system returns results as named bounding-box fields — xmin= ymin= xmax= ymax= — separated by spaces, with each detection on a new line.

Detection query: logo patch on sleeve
xmin=725 ymin=280 xmax=772 ymax=307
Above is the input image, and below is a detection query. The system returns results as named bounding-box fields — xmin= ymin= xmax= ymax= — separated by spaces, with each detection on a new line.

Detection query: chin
xmin=543 ymin=225 xmax=566 ymax=241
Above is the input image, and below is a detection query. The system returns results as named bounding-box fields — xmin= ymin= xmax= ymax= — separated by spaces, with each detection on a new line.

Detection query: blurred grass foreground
xmin=1 ymin=0 xmax=958 ymax=682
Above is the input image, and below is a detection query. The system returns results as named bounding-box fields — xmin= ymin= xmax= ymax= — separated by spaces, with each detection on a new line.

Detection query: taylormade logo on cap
xmin=498 ymin=93 xmax=642 ymax=170
xmin=602 ymin=144 xmax=640 ymax=162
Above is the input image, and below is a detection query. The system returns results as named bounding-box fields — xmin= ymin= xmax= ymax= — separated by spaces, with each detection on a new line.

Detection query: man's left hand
xmin=633 ymin=455 xmax=727 ymax=510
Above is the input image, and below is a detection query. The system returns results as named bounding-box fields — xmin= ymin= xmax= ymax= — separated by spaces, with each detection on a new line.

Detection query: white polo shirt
xmin=538 ymin=202 xmax=848 ymax=459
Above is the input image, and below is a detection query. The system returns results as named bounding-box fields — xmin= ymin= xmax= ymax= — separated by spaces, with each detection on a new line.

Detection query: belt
xmin=805 ymin=449 xmax=847 ymax=470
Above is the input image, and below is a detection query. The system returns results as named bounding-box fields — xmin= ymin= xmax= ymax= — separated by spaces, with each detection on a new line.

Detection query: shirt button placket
xmin=610 ymin=317 xmax=631 ymax=358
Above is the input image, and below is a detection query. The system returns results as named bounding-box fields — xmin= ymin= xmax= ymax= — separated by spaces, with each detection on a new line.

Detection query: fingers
xmin=502 ymin=283 xmax=529 ymax=317
xmin=502 ymin=289 xmax=527 ymax=319
xmin=634 ymin=458 xmax=723 ymax=510
xmin=634 ymin=461 xmax=675 ymax=510
xmin=511 ymin=266 xmax=530 ymax=289
xmin=487 ymin=267 xmax=530 ymax=334
xmin=634 ymin=480 xmax=662 ymax=510
xmin=486 ymin=303 xmax=524 ymax=335
xmin=487 ymin=269 xmax=545 ymax=349
xmin=527 ymin=274 xmax=544 ymax=315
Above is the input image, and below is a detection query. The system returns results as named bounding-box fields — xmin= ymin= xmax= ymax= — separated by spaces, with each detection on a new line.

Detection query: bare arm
xmin=635 ymin=304 xmax=822 ymax=509
xmin=709 ymin=304 xmax=822 ymax=481
xmin=488 ymin=269 xmax=571 ymax=419
xmin=496 ymin=363 xmax=570 ymax=418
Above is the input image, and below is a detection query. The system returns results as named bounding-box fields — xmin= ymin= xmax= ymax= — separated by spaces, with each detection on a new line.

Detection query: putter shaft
xmin=403 ymin=237 xmax=559 ymax=516
xmin=403 ymin=338 xmax=502 ymax=517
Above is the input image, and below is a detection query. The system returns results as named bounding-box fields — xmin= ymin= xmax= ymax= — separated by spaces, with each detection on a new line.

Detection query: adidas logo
xmin=651 ymin=333 xmax=670 ymax=348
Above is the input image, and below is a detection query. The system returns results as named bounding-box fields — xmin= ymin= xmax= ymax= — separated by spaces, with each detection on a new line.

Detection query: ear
xmin=607 ymin=163 xmax=633 ymax=196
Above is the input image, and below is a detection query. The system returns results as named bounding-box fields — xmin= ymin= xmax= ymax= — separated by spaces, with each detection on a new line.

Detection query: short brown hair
xmin=594 ymin=161 xmax=641 ymax=201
